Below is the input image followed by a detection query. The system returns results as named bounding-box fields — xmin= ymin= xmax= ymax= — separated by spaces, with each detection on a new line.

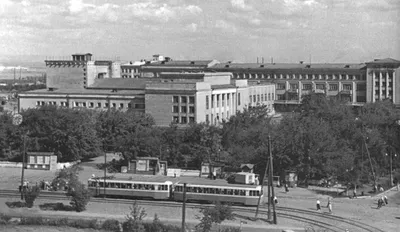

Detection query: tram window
xmin=133 ymin=184 xmax=137 ymax=189
xmin=151 ymin=185 xmax=155 ymax=190
xmin=121 ymin=183 xmax=126 ymax=188
xmin=249 ymin=191 xmax=253 ymax=196
xmin=240 ymin=190 xmax=245 ymax=196
xmin=256 ymin=191 xmax=260 ymax=196
xmin=223 ymin=189 xmax=227 ymax=195
xmin=115 ymin=183 xmax=120 ymax=188
xmin=127 ymin=184 xmax=132 ymax=189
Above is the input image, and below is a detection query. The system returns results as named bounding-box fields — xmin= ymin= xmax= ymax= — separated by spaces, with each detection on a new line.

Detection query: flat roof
xmin=209 ymin=63 xmax=366 ymax=71
xmin=144 ymin=60 xmax=215 ymax=67
xmin=89 ymin=78 xmax=149 ymax=90
xmin=19 ymin=88 xmax=145 ymax=95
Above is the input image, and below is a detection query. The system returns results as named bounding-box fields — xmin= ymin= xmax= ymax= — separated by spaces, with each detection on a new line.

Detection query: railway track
xmin=0 ymin=189 xmax=384 ymax=232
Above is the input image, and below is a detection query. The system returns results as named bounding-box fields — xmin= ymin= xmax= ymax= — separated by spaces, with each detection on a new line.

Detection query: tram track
xmin=0 ymin=189 xmax=384 ymax=232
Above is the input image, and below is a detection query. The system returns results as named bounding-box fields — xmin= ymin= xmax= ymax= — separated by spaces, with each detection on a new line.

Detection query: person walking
xmin=377 ymin=198 xmax=383 ymax=209
xmin=383 ymin=195 xmax=388 ymax=205
xmin=316 ymin=199 xmax=321 ymax=212
xmin=285 ymin=183 xmax=289 ymax=193
xmin=327 ymin=198 xmax=332 ymax=213
xmin=353 ymin=186 xmax=357 ymax=198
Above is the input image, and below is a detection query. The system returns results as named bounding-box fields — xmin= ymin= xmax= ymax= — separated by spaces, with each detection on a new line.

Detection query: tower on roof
xmin=72 ymin=53 xmax=92 ymax=62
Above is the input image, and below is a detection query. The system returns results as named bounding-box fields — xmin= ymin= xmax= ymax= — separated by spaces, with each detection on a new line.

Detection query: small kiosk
xmin=26 ymin=152 xmax=57 ymax=170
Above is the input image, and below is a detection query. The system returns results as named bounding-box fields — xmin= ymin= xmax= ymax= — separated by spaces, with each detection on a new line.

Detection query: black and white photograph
xmin=0 ymin=0 xmax=399 ymax=231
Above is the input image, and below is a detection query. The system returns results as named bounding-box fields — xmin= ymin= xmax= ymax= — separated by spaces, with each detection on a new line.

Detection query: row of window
xmin=174 ymin=186 xmax=260 ymax=196
xmin=206 ymin=93 xmax=240 ymax=110
xmin=233 ymin=73 xmax=365 ymax=81
xmin=249 ymin=93 xmax=274 ymax=103
xmin=88 ymin=181 xmax=169 ymax=191
xmin=205 ymin=111 xmax=231 ymax=124
xmin=173 ymin=116 xmax=195 ymax=124
xmin=276 ymin=83 xmax=354 ymax=91
xmin=172 ymin=106 xmax=195 ymax=114
xmin=36 ymin=101 xmax=144 ymax=109
xmin=172 ymin=96 xmax=195 ymax=104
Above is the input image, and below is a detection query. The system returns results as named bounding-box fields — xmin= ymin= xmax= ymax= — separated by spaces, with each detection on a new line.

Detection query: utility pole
xmin=267 ymin=136 xmax=272 ymax=221
xmin=182 ymin=183 xmax=187 ymax=232
xmin=255 ymin=155 xmax=269 ymax=219
xmin=20 ymin=133 xmax=26 ymax=200
xmin=103 ymin=152 xmax=106 ymax=198
xmin=269 ymin=136 xmax=277 ymax=224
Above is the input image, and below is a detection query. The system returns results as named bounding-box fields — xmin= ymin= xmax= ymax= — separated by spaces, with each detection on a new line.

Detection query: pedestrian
xmin=316 ymin=199 xmax=321 ymax=211
xmin=326 ymin=197 xmax=331 ymax=208
xmin=377 ymin=198 xmax=383 ymax=209
xmin=274 ymin=196 xmax=278 ymax=205
xmin=383 ymin=195 xmax=388 ymax=205
xmin=353 ymin=186 xmax=357 ymax=198
xmin=327 ymin=200 xmax=332 ymax=213
xmin=285 ymin=184 xmax=289 ymax=193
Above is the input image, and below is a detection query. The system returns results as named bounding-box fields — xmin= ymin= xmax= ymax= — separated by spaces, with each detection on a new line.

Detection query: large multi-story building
xmin=18 ymin=54 xmax=275 ymax=127
xmin=45 ymin=53 xmax=121 ymax=90
xmin=141 ymin=57 xmax=400 ymax=110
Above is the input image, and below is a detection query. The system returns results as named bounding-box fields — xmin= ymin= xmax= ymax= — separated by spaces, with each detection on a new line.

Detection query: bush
xmin=39 ymin=202 xmax=74 ymax=211
xmin=220 ymin=227 xmax=241 ymax=232
xmin=47 ymin=218 xmax=69 ymax=227
xmin=102 ymin=219 xmax=121 ymax=232
xmin=0 ymin=213 xmax=12 ymax=225
xmin=20 ymin=216 xmax=45 ymax=225
xmin=67 ymin=181 xmax=91 ymax=212
xmin=69 ymin=219 xmax=99 ymax=229
xmin=122 ymin=201 xmax=147 ymax=232
xmin=24 ymin=186 xmax=41 ymax=208
xmin=6 ymin=201 xmax=26 ymax=208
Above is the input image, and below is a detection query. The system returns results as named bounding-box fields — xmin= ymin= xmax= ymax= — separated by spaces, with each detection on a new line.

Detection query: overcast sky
xmin=0 ymin=0 xmax=399 ymax=64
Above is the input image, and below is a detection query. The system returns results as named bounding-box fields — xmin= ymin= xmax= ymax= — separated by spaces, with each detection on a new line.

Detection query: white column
xmin=372 ymin=71 xmax=376 ymax=102
xmin=386 ymin=72 xmax=389 ymax=99
xmin=379 ymin=72 xmax=383 ymax=100
xmin=393 ymin=71 xmax=396 ymax=103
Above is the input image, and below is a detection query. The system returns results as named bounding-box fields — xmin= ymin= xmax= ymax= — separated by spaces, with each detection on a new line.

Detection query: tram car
xmin=87 ymin=178 xmax=173 ymax=200
xmin=173 ymin=182 xmax=263 ymax=206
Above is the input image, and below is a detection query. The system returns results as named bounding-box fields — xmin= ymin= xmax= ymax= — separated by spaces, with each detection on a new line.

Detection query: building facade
xmin=18 ymin=55 xmax=275 ymax=127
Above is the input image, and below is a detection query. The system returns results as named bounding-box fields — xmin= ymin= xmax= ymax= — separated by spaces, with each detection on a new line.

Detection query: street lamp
xmin=12 ymin=113 xmax=26 ymax=200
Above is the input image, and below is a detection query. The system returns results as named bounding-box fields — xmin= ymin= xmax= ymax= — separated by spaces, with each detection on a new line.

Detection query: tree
xmin=24 ymin=186 xmax=41 ymax=208
xmin=195 ymin=202 xmax=234 ymax=232
xmin=21 ymin=105 xmax=102 ymax=162
xmin=122 ymin=201 xmax=147 ymax=232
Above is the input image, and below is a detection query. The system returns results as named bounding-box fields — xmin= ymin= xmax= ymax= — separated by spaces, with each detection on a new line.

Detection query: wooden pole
xmin=103 ymin=152 xmax=106 ymax=198
xmin=255 ymin=157 xmax=269 ymax=219
xmin=267 ymin=136 xmax=271 ymax=221
xmin=20 ymin=133 xmax=26 ymax=200
xmin=182 ymin=183 xmax=187 ymax=232
xmin=270 ymin=136 xmax=277 ymax=224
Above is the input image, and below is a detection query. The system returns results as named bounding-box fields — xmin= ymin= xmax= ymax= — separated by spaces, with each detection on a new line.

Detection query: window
xmin=227 ymin=94 xmax=230 ymax=106
xmin=97 ymin=103 xmax=101 ymax=108
xmin=268 ymin=93 xmax=271 ymax=101
xmin=302 ymin=84 xmax=312 ymax=90
xmin=189 ymin=96 xmax=195 ymax=104
xmin=189 ymin=106 xmax=195 ymax=114
xmin=206 ymin=96 xmax=209 ymax=109
xmin=89 ymin=102 xmax=94 ymax=108
xmin=181 ymin=106 xmax=187 ymax=113
xmin=181 ymin=96 xmax=187 ymax=104
xmin=173 ymin=116 xmax=179 ymax=123
xmin=316 ymin=84 xmax=325 ymax=90
xmin=290 ymin=83 xmax=298 ymax=90
xmin=238 ymin=93 xmax=241 ymax=105
xmin=128 ymin=103 xmax=132 ymax=108
xmin=82 ymin=102 xmax=86 ymax=107
xmin=343 ymin=84 xmax=352 ymax=91
xmin=211 ymin=95 xmax=214 ymax=108
xmin=249 ymin=95 xmax=252 ymax=102
xmin=222 ymin=113 xmax=224 ymax=119
xmin=134 ymin=104 xmax=145 ymax=109
xmin=120 ymin=103 xmax=124 ymax=108
xmin=277 ymin=94 xmax=285 ymax=100
xmin=112 ymin=103 xmax=116 ymax=108
xmin=222 ymin=94 xmax=225 ymax=106
xmin=261 ymin=94 xmax=264 ymax=102
xmin=277 ymin=83 xmax=285 ymax=90
xmin=36 ymin=101 xmax=40 ymax=106
xmin=217 ymin=95 xmax=220 ymax=107
xmin=253 ymin=95 xmax=256 ymax=102
xmin=357 ymin=84 xmax=366 ymax=91
xmin=257 ymin=94 xmax=260 ymax=102
xmin=181 ymin=116 xmax=187 ymax=124
xmin=329 ymin=84 xmax=338 ymax=91
xmin=189 ymin=117 xmax=195 ymax=123
xmin=173 ymin=106 xmax=179 ymax=113
xmin=75 ymin=102 xmax=79 ymax=107
xmin=173 ymin=96 xmax=179 ymax=103
xmin=206 ymin=114 xmax=209 ymax=123
xmin=105 ymin=103 xmax=109 ymax=108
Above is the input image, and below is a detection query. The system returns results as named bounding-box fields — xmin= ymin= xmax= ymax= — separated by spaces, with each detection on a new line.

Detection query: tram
xmin=173 ymin=182 xmax=263 ymax=206
xmin=87 ymin=178 xmax=173 ymax=200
